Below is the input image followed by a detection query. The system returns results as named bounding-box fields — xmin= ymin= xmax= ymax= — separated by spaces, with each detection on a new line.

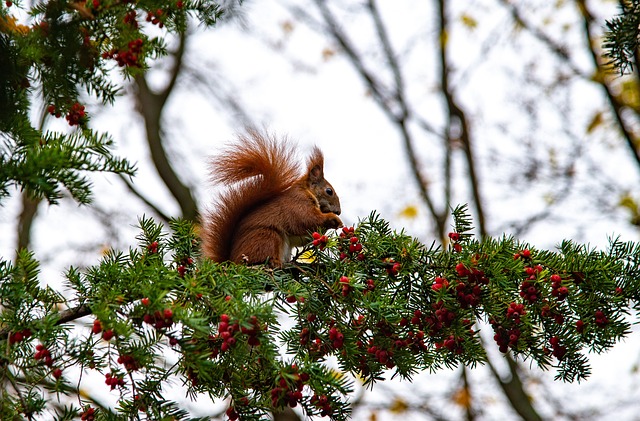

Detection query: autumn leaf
xmin=399 ymin=205 xmax=419 ymax=219
xmin=460 ymin=14 xmax=477 ymax=30
xmin=389 ymin=397 xmax=409 ymax=414
xmin=452 ymin=386 xmax=472 ymax=409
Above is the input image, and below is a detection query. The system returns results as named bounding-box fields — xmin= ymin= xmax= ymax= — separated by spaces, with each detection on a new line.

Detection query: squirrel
xmin=202 ymin=130 xmax=343 ymax=267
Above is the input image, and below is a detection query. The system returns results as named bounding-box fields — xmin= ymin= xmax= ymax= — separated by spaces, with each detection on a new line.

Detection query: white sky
xmin=2 ymin=0 xmax=640 ymax=419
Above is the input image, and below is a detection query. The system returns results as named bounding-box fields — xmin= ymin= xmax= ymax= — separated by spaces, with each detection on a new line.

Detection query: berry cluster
xmin=506 ymin=302 xmax=526 ymax=323
xmin=384 ymin=257 xmax=401 ymax=276
xmin=92 ymin=320 xmax=115 ymax=341
xmin=338 ymin=227 xmax=364 ymax=261
xmin=490 ymin=303 xmax=526 ymax=353
xmin=102 ymin=39 xmax=143 ymax=67
xmin=491 ymin=323 xmax=521 ymax=353
xmin=240 ymin=315 xmax=262 ymax=346
xmin=594 ymin=310 xmax=609 ymax=327
xmin=448 ymin=232 xmax=462 ymax=252
xmin=431 ymin=276 xmax=449 ymax=292
xmin=46 ymin=104 xmax=61 ymax=118
xmin=142 ymin=308 xmax=174 ymax=330
xmin=217 ymin=314 xmax=239 ymax=352
xmin=286 ymin=294 xmax=303 ymax=303
xmin=80 ymin=407 xmax=95 ymax=421
xmin=328 ymin=325 xmax=344 ymax=349
xmin=453 ymin=263 xmax=488 ymax=308
xmin=338 ymin=276 xmax=351 ymax=297
xmin=105 ymin=372 xmax=125 ymax=390
xmin=270 ymin=365 xmax=310 ymax=409
xmin=311 ymin=232 xmax=328 ymax=250
xmin=519 ymin=280 xmax=540 ymax=303
xmin=65 ymin=102 xmax=86 ymax=126
xmin=541 ymin=303 xmax=565 ymax=325
xmin=34 ymin=343 xmax=53 ymax=366
xmin=548 ymin=336 xmax=567 ymax=360
xmin=117 ymin=354 xmax=140 ymax=371
xmin=176 ymin=256 xmax=194 ymax=277
xmin=366 ymin=341 xmax=395 ymax=367
xmin=363 ymin=278 xmax=375 ymax=294
xmin=91 ymin=319 xmax=115 ymax=342
xmin=513 ymin=248 xmax=532 ymax=260
xmin=146 ymin=9 xmax=165 ymax=27
xmin=123 ymin=10 xmax=138 ymax=28
xmin=225 ymin=406 xmax=239 ymax=421
xmin=147 ymin=241 xmax=158 ymax=254
xmin=9 ymin=328 xmax=32 ymax=344
xmin=549 ymin=274 xmax=568 ymax=301
xmin=310 ymin=394 xmax=333 ymax=417
xmin=435 ymin=334 xmax=464 ymax=354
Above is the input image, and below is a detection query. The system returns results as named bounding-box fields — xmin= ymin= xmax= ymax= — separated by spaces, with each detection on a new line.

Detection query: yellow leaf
xmin=619 ymin=194 xmax=640 ymax=226
xmin=460 ymin=14 xmax=477 ymax=30
xmin=399 ymin=205 xmax=419 ymax=219
xmin=586 ymin=111 xmax=604 ymax=134
xmin=0 ymin=15 xmax=30 ymax=35
xmin=452 ymin=386 xmax=472 ymax=409
xmin=296 ymin=249 xmax=316 ymax=263
xmin=281 ymin=20 xmax=294 ymax=35
xmin=322 ymin=47 xmax=336 ymax=61
xmin=619 ymin=193 xmax=639 ymax=215
xmin=100 ymin=244 xmax=111 ymax=256
xmin=389 ymin=397 xmax=409 ymax=414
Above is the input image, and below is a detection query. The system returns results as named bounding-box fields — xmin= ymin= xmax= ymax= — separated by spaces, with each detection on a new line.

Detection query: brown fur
xmin=202 ymin=130 xmax=342 ymax=266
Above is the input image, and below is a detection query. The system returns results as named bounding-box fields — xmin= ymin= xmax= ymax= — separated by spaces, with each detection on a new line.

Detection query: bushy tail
xmin=202 ymin=131 xmax=300 ymax=262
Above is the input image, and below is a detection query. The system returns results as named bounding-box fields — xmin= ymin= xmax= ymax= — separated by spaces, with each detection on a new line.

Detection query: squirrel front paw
xmin=324 ymin=214 xmax=343 ymax=230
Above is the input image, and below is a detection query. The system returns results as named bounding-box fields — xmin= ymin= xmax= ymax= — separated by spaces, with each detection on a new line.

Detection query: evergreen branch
xmin=603 ymin=1 xmax=640 ymax=74
xmin=2 ymin=210 xmax=640 ymax=419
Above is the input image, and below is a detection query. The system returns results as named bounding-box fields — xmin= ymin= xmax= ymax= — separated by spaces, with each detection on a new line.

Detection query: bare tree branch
xmin=134 ymin=30 xmax=199 ymax=222
xmin=575 ymin=0 xmax=640 ymax=170
xmin=436 ymin=0 xmax=486 ymax=238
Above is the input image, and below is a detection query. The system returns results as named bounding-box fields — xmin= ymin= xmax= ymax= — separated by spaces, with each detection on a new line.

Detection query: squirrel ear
xmin=307 ymin=146 xmax=325 ymax=183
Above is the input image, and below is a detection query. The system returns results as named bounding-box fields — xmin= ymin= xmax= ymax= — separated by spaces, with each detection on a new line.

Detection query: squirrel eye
xmin=325 ymin=188 xmax=333 ymax=196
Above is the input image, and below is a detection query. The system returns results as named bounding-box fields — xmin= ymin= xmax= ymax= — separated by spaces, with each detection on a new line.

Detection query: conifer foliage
xmin=2 ymin=1 xmax=640 ymax=420
xmin=0 ymin=0 xmax=222 ymax=204
xmin=2 ymin=207 xmax=640 ymax=419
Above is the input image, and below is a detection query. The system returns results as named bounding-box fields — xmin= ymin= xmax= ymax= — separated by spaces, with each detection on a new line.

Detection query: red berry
xmin=52 ymin=368 xmax=63 ymax=379
xmin=92 ymin=319 xmax=102 ymax=334
xmin=521 ymin=249 xmax=531 ymax=258
xmin=147 ymin=241 xmax=158 ymax=253
xmin=163 ymin=308 xmax=173 ymax=319
xmin=102 ymin=329 xmax=114 ymax=341
xmin=141 ymin=297 xmax=150 ymax=306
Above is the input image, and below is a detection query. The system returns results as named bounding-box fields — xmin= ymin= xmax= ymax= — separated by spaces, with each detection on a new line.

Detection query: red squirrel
xmin=202 ymin=130 xmax=343 ymax=267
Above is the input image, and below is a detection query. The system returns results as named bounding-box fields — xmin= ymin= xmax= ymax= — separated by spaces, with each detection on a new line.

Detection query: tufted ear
xmin=306 ymin=146 xmax=325 ymax=184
